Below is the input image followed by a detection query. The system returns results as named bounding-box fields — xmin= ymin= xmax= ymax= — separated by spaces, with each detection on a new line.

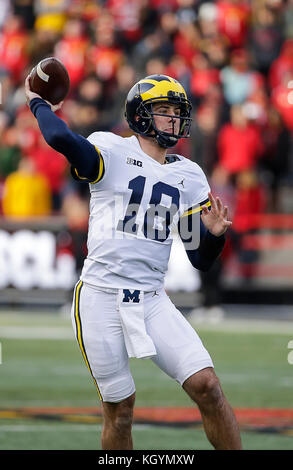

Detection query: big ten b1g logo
xmin=126 ymin=157 xmax=143 ymax=167
xmin=288 ymin=340 xmax=293 ymax=365
xmin=0 ymin=229 xmax=77 ymax=290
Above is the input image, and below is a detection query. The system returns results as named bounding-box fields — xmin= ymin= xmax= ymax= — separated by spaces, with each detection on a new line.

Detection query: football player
xmin=25 ymin=74 xmax=241 ymax=450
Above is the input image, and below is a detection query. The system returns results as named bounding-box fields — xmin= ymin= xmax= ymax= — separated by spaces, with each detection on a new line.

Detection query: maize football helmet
xmin=125 ymin=74 xmax=192 ymax=148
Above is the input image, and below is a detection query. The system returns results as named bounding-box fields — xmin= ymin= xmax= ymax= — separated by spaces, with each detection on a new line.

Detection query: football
xmin=29 ymin=57 xmax=70 ymax=105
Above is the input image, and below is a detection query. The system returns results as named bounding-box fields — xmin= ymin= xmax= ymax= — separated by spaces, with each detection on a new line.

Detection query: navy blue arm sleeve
xmin=29 ymin=98 xmax=100 ymax=181
xmin=178 ymin=217 xmax=225 ymax=272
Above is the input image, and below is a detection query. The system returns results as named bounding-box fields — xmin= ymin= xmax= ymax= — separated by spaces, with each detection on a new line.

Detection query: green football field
xmin=0 ymin=310 xmax=293 ymax=450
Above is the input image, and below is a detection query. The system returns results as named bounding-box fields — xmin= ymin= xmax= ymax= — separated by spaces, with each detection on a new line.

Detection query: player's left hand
xmin=201 ymin=191 xmax=232 ymax=237
xmin=24 ymin=75 xmax=63 ymax=113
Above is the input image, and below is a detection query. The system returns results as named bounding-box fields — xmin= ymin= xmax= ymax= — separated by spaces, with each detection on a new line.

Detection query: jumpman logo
xmin=178 ymin=178 xmax=185 ymax=188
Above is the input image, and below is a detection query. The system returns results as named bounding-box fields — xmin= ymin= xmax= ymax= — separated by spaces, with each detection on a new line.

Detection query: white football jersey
xmin=74 ymin=132 xmax=210 ymax=291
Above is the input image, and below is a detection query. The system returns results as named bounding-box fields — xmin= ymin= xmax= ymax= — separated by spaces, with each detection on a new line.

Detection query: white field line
xmin=0 ymin=326 xmax=74 ymax=340
xmin=194 ymin=318 xmax=293 ymax=335
xmin=0 ymin=318 xmax=293 ymax=340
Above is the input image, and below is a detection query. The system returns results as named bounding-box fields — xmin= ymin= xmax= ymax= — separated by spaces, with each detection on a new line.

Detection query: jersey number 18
xmin=117 ymin=176 xmax=180 ymax=242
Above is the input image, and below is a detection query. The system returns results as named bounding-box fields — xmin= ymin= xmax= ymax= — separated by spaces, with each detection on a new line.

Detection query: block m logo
xmin=122 ymin=289 xmax=141 ymax=303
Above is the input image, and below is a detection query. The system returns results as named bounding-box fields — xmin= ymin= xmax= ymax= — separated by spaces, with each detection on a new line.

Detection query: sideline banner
xmin=0 ymin=217 xmax=78 ymax=294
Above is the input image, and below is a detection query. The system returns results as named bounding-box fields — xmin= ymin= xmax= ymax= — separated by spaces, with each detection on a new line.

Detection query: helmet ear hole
xmin=134 ymin=115 xmax=152 ymax=133
xmin=134 ymin=102 xmax=153 ymax=133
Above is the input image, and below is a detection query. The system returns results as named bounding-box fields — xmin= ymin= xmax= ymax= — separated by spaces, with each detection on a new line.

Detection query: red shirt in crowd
xmin=55 ymin=35 xmax=89 ymax=89
xmin=15 ymin=108 xmax=68 ymax=194
xmin=106 ymin=0 xmax=144 ymax=42
xmin=217 ymin=122 xmax=264 ymax=174
xmin=233 ymin=185 xmax=267 ymax=233
xmin=150 ymin=0 xmax=178 ymax=9
xmin=269 ymin=40 xmax=293 ymax=90
xmin=217 ymin=0 xmax=251 ymax=48
xmin=271 ymin=83 xmax=293 ymax=132
xmin=0 ymin=20 xmax=29 ymax=83
xmin=28 ymin=136 xmax=68 ymax=195
xmin=190 ymin=65 xmax=220 ymax=98
xmin=173 ymin=24 xmax=199 ymax=67
xmin=89 ymin=44 xmax=123 ymax=81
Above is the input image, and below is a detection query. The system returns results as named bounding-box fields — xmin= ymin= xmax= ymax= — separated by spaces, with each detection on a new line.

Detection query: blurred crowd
xmin=0 ymin=0 xmax=293 ymax=230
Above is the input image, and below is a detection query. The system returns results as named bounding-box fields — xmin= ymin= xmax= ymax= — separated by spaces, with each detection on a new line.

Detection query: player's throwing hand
xmin=24 ymin=75 xmax=63 ymax=113
xmin=201 ymin=191 xmax=232 ymax=237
